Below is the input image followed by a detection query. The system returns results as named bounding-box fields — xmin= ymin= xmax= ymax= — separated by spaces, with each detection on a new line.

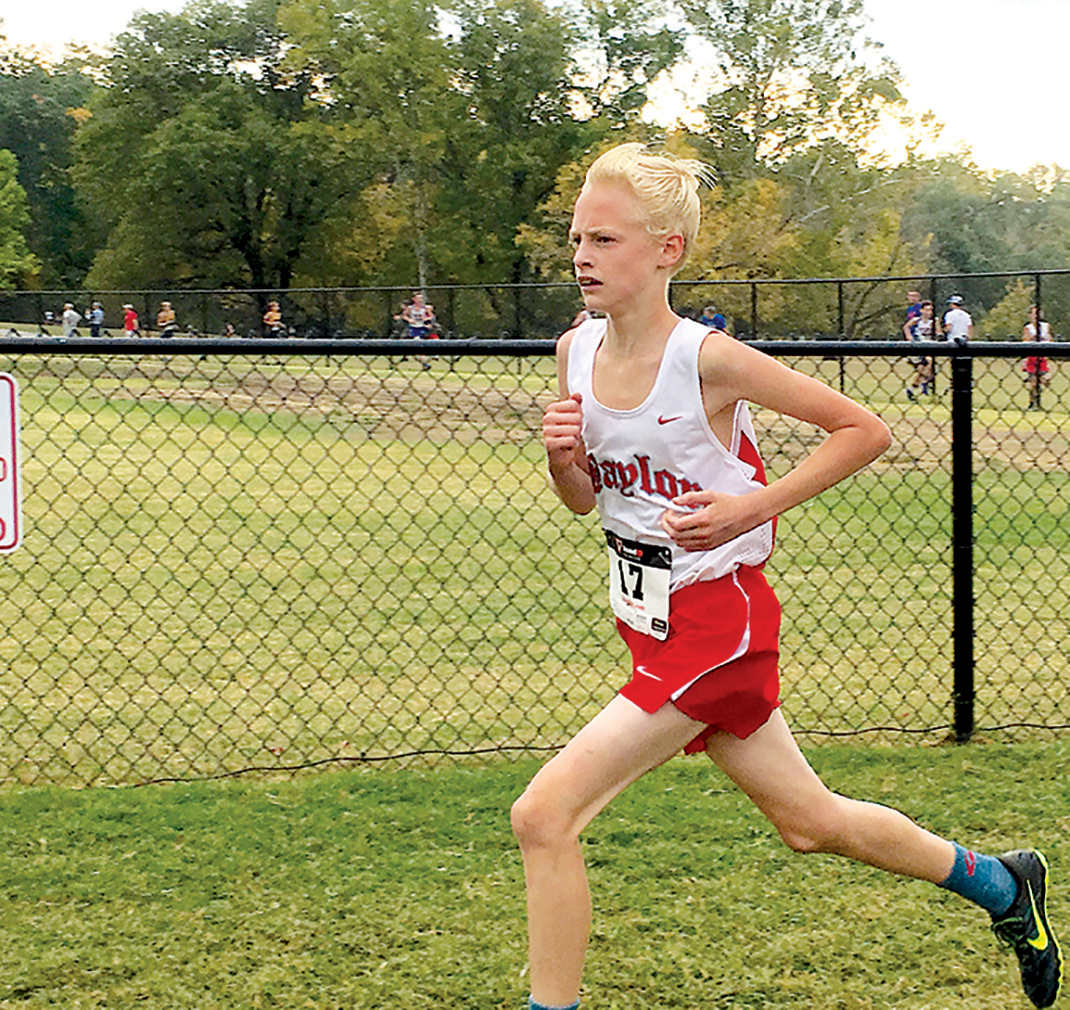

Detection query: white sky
xmin=861 ymin=0 xmax=1066 ymax=173
xmin=1 ymin=0 xmax=1065 ymax=174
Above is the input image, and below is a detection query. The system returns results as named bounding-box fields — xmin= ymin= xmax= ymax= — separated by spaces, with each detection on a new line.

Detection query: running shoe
xmin=991 ymin=849 xmax=1062 ymax=1008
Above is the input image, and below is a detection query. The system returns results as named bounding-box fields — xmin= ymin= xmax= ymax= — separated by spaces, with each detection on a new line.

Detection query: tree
xmin=73 ymin=0 xmax=338 ymax=293
xmin=982 ymin=278 xmax=1033 ymax=340
xmin=676 ymin=0 xmax=905 ymax=180
xmin=0 ymin=149 xmax=39 ymax=288
xmin=0 ymin=43 xmax=94 ymax=285
xmin=279 ymin=0 xmax=456 ymax=290
xmin=899 ymin=162 xmax=1070 ymax=317
xmin=563 ymin=0 xmax=684 ymax=124
xmin=444 ymin=0 xmax=589 ymax=282
xmin=281 ymin=0 xmax=610 ymax=302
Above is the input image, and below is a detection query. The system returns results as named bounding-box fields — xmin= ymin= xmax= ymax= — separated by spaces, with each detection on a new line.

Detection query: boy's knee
xmin=771 ymin=799 xmax=848 ymax=855
xmin=777 ymin=823 xmax=832 ymax=855
xmin=511 ymin=788 xmax=573 ymax=851
xmin=511 ymin=792 xmax=552 ymax=850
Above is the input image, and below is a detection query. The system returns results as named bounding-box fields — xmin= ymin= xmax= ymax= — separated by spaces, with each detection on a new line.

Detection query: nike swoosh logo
xmin=636 ymin=666 xmax=663 ymax=681
xmin=657 ymin=415 xmax=682 ymax=425
xmin=1026 ymin=882 xmax=1050 ymax=951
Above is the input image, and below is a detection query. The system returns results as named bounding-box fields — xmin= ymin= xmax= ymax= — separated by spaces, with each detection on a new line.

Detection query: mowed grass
xmin=0 ymin=741 xmax=1068 ymax=1008
xmin=0 ymin=351 xmax=1068 ymax=785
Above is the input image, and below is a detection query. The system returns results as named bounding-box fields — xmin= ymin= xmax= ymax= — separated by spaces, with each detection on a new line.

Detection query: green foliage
xmin=564 ymin=0 xmax=684 ymax=123
xmin=445 ymin=0 xmax=590 ymax=286
xmin=7 ymin=0 xmax=1070 ymax=290
xmin=901 ymin=164 xmax=1070 ymax=317
xmin=982 ymin=279 xmax=1035 ymax=340
xmin=678 ymin=0 xmax=905 ymax=178
xmin=74 ymin=0 xmax=335 ymax=293
xmin=0 ymin=45 xmax=93 ymax=285
xmin=280 ymin=0 xmax=597 ymax=293
xmin=280 ymin=0 xmax=454 ymax=289
xmin=0 ymin=148 xmax=38 ymax=287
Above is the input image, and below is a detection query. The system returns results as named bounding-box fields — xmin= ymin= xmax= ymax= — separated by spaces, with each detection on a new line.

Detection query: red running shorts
xmin=617 ymin=565 xmax=781 ymax=753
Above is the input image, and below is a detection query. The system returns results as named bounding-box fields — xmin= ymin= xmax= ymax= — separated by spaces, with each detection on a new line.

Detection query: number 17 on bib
xmin=605 ymin=530 xmax=671 ymax=641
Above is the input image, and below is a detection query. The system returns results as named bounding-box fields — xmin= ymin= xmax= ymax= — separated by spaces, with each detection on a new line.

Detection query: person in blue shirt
xmin=87 ymin=302 xmax=105 ymax=338
xmin=698 ymin=304 xmax=719 ymax=328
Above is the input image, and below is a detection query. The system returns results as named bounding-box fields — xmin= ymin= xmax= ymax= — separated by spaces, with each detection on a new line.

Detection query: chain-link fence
xmin=0 ymin=332 xmax=1068 ymax=787
xmin=4 ymin=268 xmax=1070 ymax=341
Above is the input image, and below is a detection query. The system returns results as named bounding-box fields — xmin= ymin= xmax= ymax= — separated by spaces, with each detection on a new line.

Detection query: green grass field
xmin=0 ymin=351 xmax=1068 ymax=785
xmin=0 ymin=742 xmax=1067 ymax=1008
xmin=0 ymin=349 xmax=1067 ymax=1007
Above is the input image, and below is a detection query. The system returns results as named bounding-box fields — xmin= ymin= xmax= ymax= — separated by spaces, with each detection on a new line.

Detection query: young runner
xmin=512 ymin=143 xmax=1060 ymax=1010
xmin=122 ymin=304 xmax=139 ymax=337
xmin=904 ymin=299 xmax=937 ymax=399
xmin=1023 ymin=304 xmax=1054 ymax=410
xmin=943 ymin=295 xmax=973 ymax=342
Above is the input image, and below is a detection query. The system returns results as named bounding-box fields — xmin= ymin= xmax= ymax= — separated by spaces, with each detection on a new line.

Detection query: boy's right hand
xmin=542 ymin=392 xmax=584 ymax=471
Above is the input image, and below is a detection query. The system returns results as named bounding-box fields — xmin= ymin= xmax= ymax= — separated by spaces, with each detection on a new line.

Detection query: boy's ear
xmin=660 ymin=233 xmax=685 ymax=269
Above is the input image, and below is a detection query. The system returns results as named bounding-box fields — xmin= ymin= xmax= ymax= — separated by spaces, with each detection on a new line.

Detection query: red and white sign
xmin=0 ymin=374 xmax=21 ymax=552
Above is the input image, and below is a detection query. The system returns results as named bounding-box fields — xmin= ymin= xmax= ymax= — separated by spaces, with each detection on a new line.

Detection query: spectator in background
xmin=711 ymin=311 xmax=728 ymax=331
xmin=156 ymin=301 xmax=177 ymax=337
xmin=402 ymin=292 xmax=438 ymax=370
xmin=87 ymin=302 xmax=105 ymax=338
xmin=123 ymin=304 xmax=139 ymax=337
xmin=943 ymin=295 xmax=973 ymax=342
xmin=1023 ymin=304 xmax=1054 ymax=410
xmin=698 ymin=304 xmax=719 ymax=327
xmin=904 ymin=289 xmax=922 ymax=337
xmin=263 ymin=300 xmax=283 ymax=337
xmin=402 ymin=291 xmax=436 ymax=340
xmin=391 ymin=300 xmax=410 ymax=338
xmin=61 ymin=302 xmax=81 ymax=338
xmin=904 ymin=300 xmax=937 ymax=400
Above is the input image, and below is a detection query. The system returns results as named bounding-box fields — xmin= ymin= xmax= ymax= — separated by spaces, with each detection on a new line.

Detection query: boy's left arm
xmin=662 ymin=334 xmax=891 ymax=552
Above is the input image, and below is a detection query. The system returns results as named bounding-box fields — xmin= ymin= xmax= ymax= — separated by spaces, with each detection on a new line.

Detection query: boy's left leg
xmin=703 ymin=710 xmax=1061 ymax=1007
xmin=703 ymin=709 xmax=954 ymax=879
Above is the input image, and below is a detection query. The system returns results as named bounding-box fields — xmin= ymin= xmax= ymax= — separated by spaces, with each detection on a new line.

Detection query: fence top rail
xmin=5 ymin=268 xmax=1070 ymax=299
xmin=0 ymin=335 xmax=1068 ymax=358
xmin=745 ymin=340 xmax=1070 ymax=357
xmin=0 ymin=335 xmax=559 ymax=356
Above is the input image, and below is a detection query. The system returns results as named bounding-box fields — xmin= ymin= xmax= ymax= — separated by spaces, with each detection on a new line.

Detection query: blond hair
xmin=583 ymin=143 xmax=711 ymax=275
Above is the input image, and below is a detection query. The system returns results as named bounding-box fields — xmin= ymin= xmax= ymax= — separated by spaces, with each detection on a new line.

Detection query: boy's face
xmin=570 ymin=182 xmax=679 ymax=316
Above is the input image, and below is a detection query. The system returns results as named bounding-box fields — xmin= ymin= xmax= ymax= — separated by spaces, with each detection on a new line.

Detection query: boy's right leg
xmin=512 ymin=695 xmax=706 ymax=1008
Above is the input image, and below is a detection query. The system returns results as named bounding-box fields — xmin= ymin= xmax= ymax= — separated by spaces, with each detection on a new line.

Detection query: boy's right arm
xmin=543 ymin=330 xmax=596 ymax=515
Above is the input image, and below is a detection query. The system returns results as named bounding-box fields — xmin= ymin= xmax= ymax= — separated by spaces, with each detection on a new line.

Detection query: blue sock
xmin=529 ymin=999 xmax=579 ymax=1010
xmin=938 ymin=842 xmax=1019 ymax=917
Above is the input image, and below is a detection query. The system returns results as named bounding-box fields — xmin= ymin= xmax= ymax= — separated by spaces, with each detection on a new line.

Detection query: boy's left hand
xmin=660 ymin=489 xmax=758 ymax=552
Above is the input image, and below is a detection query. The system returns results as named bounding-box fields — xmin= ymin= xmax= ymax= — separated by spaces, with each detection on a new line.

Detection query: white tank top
xmin=567 ymin=317 xmax=775 ymax=593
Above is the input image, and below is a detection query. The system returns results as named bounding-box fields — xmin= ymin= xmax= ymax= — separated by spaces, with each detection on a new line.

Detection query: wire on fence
xmin=0 ymin=333 xmax=1068 ymax=786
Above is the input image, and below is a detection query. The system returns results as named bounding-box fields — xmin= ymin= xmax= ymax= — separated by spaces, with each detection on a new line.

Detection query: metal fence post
xmin=951 ymin=342 xmax=975 ymax=742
